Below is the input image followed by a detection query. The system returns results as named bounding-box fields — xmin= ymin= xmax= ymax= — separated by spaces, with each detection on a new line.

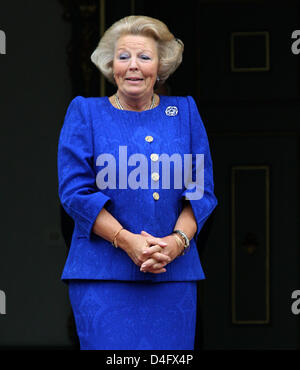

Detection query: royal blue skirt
xmin=68 ymin=280 xmax=197 ymax=350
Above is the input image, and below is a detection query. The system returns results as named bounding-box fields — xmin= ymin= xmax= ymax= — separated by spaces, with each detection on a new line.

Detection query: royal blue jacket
xmin=57 ymin=95 xmax=217 ymax=282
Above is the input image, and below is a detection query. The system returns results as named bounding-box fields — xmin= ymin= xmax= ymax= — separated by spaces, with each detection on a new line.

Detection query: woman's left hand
xmin=139 ymin=230 xmax=183 ymax=273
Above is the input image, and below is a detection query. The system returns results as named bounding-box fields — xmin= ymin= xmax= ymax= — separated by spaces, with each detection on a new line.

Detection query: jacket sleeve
xmin=182 ymin=95 xmax=218 ymax=242
xmin=57 ymin=96 xmax=111 ymax=238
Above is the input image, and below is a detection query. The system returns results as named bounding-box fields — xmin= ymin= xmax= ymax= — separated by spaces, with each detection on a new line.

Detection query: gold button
xmin=145 ymin=135 xmax=153 ymax=143
xmin=150 ymin=153 xmax=159 ymax=162
xmin=151 ymin=172 xmax=160 ymax=181
xmin=153 ymin=192 xmax=160 ymax=200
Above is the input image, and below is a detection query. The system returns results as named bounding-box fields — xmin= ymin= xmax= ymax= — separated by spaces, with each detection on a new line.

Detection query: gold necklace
xmin=114 ymin=94 xmax=155 ymax=111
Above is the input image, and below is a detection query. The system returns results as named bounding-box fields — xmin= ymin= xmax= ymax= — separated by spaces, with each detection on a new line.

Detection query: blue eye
xmin=140 ymin=55 xmax=151 ymax=60
xmin=119 ymin=53 xmax=129 ymax=60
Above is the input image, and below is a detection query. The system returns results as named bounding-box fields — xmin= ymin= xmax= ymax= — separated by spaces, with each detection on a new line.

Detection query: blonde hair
xmin=91 ymin=15 xmax=184 ymax=87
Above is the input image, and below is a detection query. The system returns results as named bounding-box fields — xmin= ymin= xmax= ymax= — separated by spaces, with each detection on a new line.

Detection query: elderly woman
xmin=57 ymin=15 xmax=217 ymax=350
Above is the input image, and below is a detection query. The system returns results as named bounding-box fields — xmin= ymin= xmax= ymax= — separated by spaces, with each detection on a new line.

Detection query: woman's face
xmin=113 ymin=34 xmax=159 ymax=99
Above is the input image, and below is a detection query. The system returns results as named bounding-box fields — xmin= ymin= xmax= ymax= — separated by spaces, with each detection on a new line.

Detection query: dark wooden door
xmin=200 ymin=133 xmax=300 ymax=349
xmin=193 ymin=1 xmax=300 ymax=349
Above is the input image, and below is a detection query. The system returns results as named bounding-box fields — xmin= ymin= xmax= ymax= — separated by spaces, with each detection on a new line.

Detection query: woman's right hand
xmin=117 ymin=230 xmax=171 ymax=273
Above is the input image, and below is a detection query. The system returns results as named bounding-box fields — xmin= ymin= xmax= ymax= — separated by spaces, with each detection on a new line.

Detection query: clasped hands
xmin=126 ymin=230 xmax=184 ymax=274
